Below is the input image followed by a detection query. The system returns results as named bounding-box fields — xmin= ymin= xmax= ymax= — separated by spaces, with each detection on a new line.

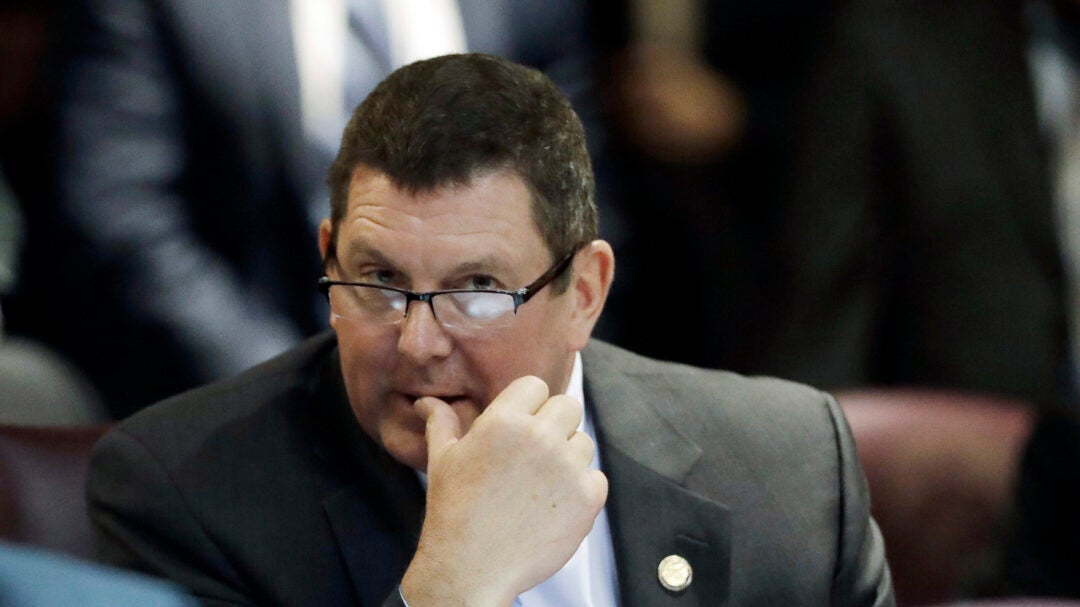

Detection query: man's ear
xmin=567 ymin=240 xmax=615 ymax=352
xmin=318 ymin=218 xmax=333 ymax=266
xmin=318 ymin=218 xmax=340 ymax=329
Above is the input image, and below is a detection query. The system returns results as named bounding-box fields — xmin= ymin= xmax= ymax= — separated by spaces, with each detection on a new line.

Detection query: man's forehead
xmin=341 ymin=166 xmax=540 ymax=233
xmin=336 ymin=165 xmax=553 ymax=268
xmin=345 ymin=163 xmax=523 ymax=200
xmin=338 ymin=242 xmax=510 ymax=275
xmin=336 ymin=232 xmax=542 ymax=288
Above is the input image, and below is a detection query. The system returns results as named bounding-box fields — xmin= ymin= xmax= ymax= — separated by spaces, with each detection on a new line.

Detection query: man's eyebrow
xmin=337 ymin=250 xmax=517 ymax=283
xmin=444 ymin=257 xmax=529 ymax=288
xmin=446 ymin=256 xmax=519 ymax=278
xmin=449 ymin=258 xmax=499 ymax=274
xmin=340 ymin=246 xmax=394 ymax=267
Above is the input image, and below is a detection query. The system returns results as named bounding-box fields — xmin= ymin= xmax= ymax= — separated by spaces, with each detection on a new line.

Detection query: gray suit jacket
xmin=88 ymin=333 xmax=893 ymax=606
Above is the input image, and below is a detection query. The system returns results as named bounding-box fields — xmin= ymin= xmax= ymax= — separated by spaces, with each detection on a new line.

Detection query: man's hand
xmin=400 ymin=376 xmax=608 ymax=607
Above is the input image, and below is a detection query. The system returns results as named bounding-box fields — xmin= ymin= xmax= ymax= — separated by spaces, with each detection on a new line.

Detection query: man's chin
xmin=383 ymin=435 xmax=429 ymax=473
xmin=376 ymin=396 xmax=482 ymax=471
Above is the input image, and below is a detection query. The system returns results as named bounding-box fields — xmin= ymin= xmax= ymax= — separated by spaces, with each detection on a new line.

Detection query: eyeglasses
xmin=317 ymin=250 xmax=577 ymax=331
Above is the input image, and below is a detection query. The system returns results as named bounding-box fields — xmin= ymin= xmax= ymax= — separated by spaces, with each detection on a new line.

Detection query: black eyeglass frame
xmin=317 ymin=249 xmax=579 ymax=320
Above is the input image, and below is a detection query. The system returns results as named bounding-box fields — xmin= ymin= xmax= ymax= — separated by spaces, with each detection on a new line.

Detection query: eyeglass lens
xmin=329 ymin=285 xmax=517 ymax=329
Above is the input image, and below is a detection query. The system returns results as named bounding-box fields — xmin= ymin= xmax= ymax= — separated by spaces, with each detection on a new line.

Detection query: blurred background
xmin=3 ymin=0 xmax=1080 ymax=605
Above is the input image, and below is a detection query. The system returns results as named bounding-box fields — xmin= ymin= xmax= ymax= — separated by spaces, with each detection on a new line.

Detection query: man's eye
xmin=467 ymin=275 xmax=497 ymax=290
xmin=362 ymin=269 xmax=399 ymax=285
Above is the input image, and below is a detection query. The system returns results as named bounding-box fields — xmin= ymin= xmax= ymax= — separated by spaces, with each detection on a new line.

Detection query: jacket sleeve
xmin=825 ymin=393 xmax=895 ymax=607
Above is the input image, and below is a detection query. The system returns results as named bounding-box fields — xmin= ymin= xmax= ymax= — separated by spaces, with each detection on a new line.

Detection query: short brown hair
xmin=326 ymin=53 xmax=597 ymax=281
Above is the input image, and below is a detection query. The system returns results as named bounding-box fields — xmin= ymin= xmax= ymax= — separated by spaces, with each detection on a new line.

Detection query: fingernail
xmin=414 ymin=397 xmax=433 ymax=418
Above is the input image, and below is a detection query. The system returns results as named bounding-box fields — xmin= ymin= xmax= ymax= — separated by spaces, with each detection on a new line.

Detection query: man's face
xmin=320 ymin=166 xmax=599 ymax=471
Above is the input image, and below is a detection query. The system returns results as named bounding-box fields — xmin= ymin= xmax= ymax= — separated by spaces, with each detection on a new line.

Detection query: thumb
xmin=415 ymin=397 xmax=463 ymax=459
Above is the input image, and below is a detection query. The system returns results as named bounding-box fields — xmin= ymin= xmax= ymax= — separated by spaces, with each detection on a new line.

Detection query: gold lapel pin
xmin=657 ymin=554 xmax=692 ymax=592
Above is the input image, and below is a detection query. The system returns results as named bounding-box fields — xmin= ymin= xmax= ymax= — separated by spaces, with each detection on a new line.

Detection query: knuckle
xmin=519 ymin=375 xmax=545 ymax=388
xmin=587 ymin=471 xmax=609 ymax=507
xmin=582 ymin=435 xmax=597 ymax=457
xmin=516 ymin=375 xmax=549 ymax=396
xmin=523 ymin=419 xmax=552 ymax=445
xmin=549 ymin=394 xmax=583 ymax=411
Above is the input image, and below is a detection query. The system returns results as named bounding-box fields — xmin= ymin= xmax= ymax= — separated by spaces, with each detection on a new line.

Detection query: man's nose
xmin=397 ymin=299 xmax=454 ymax=364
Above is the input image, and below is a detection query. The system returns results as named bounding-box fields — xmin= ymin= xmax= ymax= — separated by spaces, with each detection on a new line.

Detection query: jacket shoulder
xmin=100 ymin=331 xmax=339 ymax=465
xmin=584 ymin=339 xmax=833 ymax=412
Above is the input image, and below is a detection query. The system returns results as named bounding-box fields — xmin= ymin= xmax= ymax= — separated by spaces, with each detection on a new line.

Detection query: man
xmin=88 ymin=54 xmax=893 ymax=606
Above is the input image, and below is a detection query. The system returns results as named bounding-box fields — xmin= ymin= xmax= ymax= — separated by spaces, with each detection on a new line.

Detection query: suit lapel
xmin=602 ymin=449 xmax=732 ymax=607
xmin=584 ymin=343 xmax=732 ymax=607
xmin=322 ymin=474 xmax=423 ymax=607
xmin=313 ymin=347 xmax=425 ymax=606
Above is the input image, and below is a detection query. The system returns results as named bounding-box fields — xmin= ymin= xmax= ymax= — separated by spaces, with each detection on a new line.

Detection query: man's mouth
xmin=403 ymin=393 xmax=469 ymax=406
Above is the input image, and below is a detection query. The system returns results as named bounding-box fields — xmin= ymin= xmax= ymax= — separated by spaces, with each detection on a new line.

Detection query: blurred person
xmin=594 ymin=0 xmax=836 ymax=372
xmin=4 ymin=0 xmax=605 ymax=418
xmin=0 ymin=1 xmax=52 ymax=333
xmin=88 ymin=54 xmax=893 ymax=607
xmin=0 ymin=0 xmax=105 ymax=425
xmin=766 ymin=0 xmax=1070 ymax=410
xmin=762 ymin=1 xmax=1080 ymax=600
xmin=2 ymin=169 xmax=104 ymax=426
xmin=1001 ymin=0 xmax=1080 ymax=598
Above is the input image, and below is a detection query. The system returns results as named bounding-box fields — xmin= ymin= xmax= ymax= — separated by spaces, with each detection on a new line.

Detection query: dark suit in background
xmin=1003 ymin=410 xmax=1080 ymax=598
xmin=5 ymin=0 xmax=604 ymax=418
xmin=766 ymin=0 xmax=1069 ymax=408
xmin=589 ymin=0 xmax=836 ymax=374
xmin=88 ymin=333 xmax=892 ymax=607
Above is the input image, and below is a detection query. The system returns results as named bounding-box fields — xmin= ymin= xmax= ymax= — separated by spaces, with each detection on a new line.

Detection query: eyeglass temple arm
xmin=516 ymin=251 xmax=577 ymax=306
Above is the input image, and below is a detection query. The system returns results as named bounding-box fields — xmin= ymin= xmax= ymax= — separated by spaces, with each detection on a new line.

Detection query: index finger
xmin=488 ymin=375 xmax=550 ymax=416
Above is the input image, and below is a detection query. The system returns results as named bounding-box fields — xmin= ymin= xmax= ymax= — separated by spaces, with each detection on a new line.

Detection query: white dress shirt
xmin=514 ymin=352 xmax=620 ymax=607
